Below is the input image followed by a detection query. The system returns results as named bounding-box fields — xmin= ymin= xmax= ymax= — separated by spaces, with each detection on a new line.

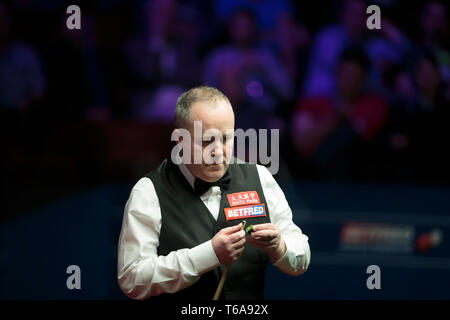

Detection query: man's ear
xmin=171 ymin=127 xmax=192 ymax=164
xmin=172 ymin=128 xmax=183 ymax=144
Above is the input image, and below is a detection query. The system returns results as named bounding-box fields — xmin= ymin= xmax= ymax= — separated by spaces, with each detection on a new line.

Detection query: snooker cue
xmin=213 ymin=221 xmax=246 ymax=300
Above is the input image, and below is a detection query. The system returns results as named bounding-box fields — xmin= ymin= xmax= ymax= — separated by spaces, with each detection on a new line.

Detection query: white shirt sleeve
xmin=256 ymin=165 xmax=311 ymax=276
xmin=117 ymin=178 xmax=220 ymax=300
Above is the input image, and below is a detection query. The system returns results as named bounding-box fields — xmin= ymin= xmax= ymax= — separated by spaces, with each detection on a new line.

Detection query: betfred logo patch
xmin=224 ymin=204 xmax=266 ymax=221
xmin=227 ymin=191 xmax=260 ymax=207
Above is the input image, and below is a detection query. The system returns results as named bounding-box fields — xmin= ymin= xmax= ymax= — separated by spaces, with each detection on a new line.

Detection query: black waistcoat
xmin=145 ymin=159 xmax=271 ymax=300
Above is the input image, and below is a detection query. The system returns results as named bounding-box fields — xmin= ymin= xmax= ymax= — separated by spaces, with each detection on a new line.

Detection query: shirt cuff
xmin=188 ymin=240 xmax=220 ymax=275
xmin=272 ymin=238 xmax=308 ymax=276
xmin=272 ymin=246 xmax=289 ymax=266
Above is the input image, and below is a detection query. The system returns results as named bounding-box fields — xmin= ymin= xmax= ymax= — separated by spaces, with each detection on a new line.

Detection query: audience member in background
xmin=212 ymin=0 xmax=293 ymax=36
xmin=203 ymin=8 xmax=293 ymax=130
xmin=302 ymin=0 xmax=410 ymax=96
xmin=387 ymin=51 xmax=450 ymax=184
xmin=419 ymin=1 xmax=450 ymax=82
xmin=417 ymin=0 xmax=450 ymax=103
xmin=302 ymin=0 xmax=368 ymax=96
xmin=270 ymin=12 xmax=310 ymax=95
xmin=125 ymin=0 xmax=204 ymax=121
xmin=291 ymin=48 xmax=388 ymax=180
xmin=364 ymin=16 xmax=412 ymax=91
xmin=0 ymin=3 xmax=46 ymax=114
xmin=0 ymin=2 xmax=47 ymax=156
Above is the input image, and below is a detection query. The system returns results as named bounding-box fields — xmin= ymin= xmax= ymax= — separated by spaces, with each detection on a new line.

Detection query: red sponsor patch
xmin=224 ymin=204 xmax=266 ymax=221
xmin=227 ymin=191 xmax=260 ymax=207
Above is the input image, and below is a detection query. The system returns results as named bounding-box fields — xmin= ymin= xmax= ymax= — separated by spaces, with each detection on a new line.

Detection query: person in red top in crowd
xmin=291 ymin=47 xmax=388 ymax=179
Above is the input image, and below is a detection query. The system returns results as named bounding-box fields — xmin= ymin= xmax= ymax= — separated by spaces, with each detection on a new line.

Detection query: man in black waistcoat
xmin=117 ymin=86 xmax=310 ymax=300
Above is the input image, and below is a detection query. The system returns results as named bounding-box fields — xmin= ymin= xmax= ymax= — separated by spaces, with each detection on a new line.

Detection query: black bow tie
xmin=194 ymin=171 xmax=231 ymax=196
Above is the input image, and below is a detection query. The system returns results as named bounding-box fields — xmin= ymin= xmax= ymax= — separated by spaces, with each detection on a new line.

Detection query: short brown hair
xmin=174 ymin=86 xmax=231 ymax=128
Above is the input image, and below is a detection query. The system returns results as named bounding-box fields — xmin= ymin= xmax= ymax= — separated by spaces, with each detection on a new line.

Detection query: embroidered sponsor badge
xmin=224 ymin=203 xmax=266 ymax=221
xmin=227 ymin=191 xmax=260 ymax=207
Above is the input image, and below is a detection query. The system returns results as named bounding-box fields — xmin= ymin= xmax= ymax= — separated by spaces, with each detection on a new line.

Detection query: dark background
xmin=0 ymin=0 xmax=449 ymax=299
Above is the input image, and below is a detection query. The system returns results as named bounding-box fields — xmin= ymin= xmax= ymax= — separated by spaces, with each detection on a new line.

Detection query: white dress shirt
xmin=117 ymin=163 xmax=311 ymax=300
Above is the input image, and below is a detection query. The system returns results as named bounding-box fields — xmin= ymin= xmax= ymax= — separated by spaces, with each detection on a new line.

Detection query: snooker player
xmin=117 ymin=86 xmax=310 ymax=300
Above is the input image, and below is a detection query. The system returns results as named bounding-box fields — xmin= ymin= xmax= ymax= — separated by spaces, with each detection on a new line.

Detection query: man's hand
xmin=211 ymin=223 xmax=246 ymax=265
xmin=246 ymin=223 xmax=287 ymax=263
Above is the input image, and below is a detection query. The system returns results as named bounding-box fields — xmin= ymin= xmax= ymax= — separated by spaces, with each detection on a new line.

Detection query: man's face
xmin=421 ymin=2 xmax=447 ymax=37
xmin=341 ymin=0 xmax=366 ymax=37
xmin=184 ymin=99 xmax=235 ymax=182
xmin=229 ymin=11 xmax=254 ymax=47
xmin=337 ymin=60 xmax=364 ymax=100
xmin=415 ymin=58 xmax=440 ymax=93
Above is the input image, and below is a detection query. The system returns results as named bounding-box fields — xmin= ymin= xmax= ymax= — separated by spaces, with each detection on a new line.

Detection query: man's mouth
xmin=205 ymin=163 xmax=223 ymax=168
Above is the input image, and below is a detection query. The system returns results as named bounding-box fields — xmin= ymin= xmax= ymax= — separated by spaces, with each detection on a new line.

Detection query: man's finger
xmin=233 ymin=246 xmax=245 ymax=260
xmin=229 ymin=230 xmax=246 ymax=243
xmin=246 ymin=237 xmax=264 ymax=246
xmin=222 ymin=223 xmax=244 ymax=235
xmin=250 ymin=229 xmax=277 ymax=239
xmin=246 ymin=237 xmax=271 ymax=248
xmin=232 ymin=237 xmax=246 ymax=249
xmin=251 ymin=223 xmax=277 ymax=232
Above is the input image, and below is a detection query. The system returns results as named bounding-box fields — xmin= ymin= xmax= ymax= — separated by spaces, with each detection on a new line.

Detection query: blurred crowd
xmin=1 ymin=0 xmax=449 ymax=185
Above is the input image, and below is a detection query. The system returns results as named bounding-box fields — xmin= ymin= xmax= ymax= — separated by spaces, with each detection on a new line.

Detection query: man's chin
xmin=203 ymin=163 xmax=226 ymax=181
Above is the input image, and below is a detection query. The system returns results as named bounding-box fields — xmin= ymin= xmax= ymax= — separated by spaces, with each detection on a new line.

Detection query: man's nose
xmin=211 ymin=140 xmax=224 ymax=157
